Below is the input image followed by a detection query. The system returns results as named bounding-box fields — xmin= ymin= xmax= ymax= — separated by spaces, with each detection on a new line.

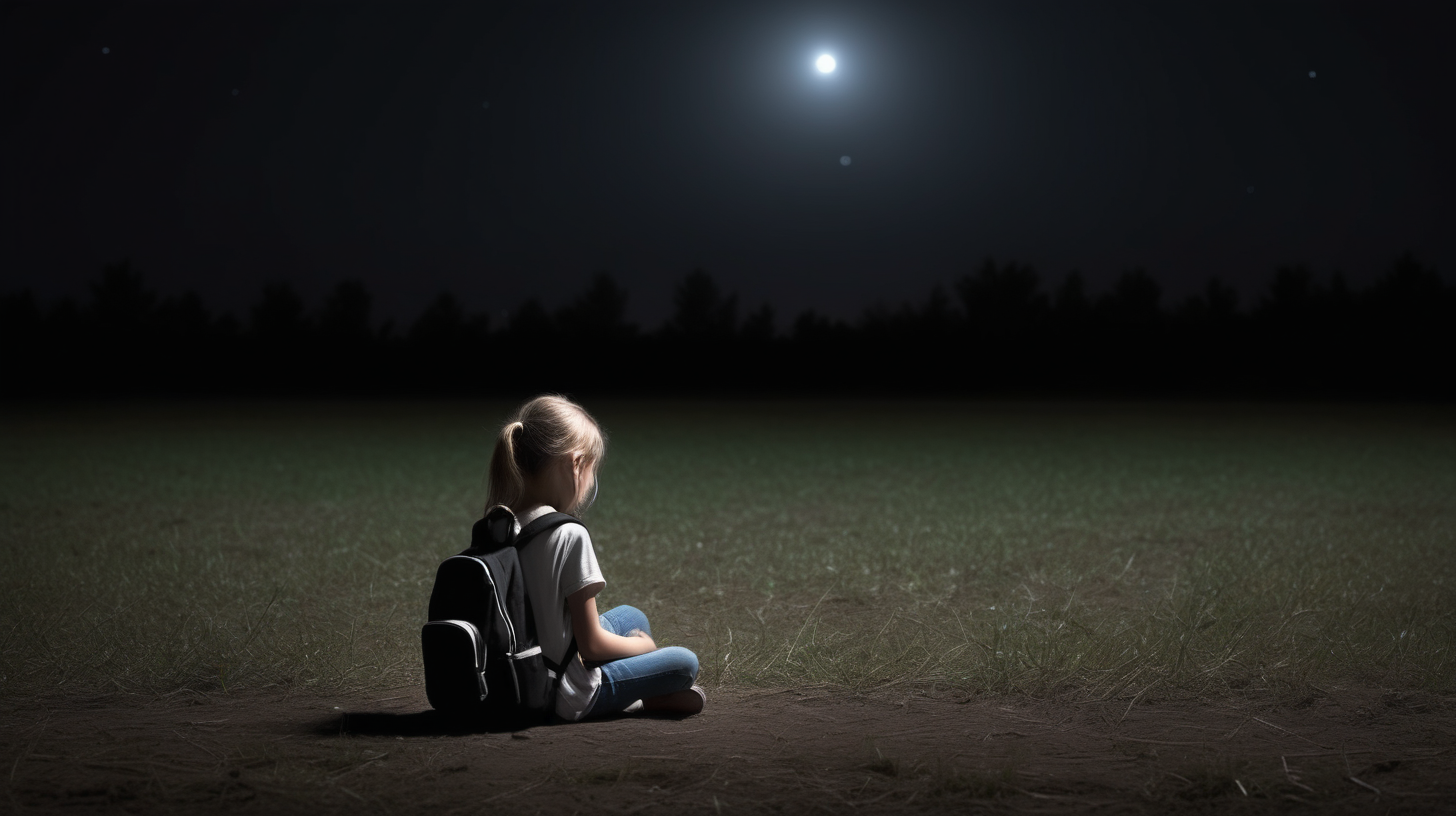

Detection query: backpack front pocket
xmin=421 ymin=620 xmax=486 ymax=713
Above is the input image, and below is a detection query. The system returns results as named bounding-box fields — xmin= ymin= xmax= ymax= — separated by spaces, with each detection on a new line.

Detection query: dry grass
xmin=2 ymin=400 xmax=1452 ymax=704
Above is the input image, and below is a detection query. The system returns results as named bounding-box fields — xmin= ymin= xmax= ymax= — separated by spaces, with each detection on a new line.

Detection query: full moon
xmin=816 ymin=54 xmax=836 ymax=73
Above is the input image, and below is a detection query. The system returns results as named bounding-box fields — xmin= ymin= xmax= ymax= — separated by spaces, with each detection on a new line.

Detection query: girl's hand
xmin=628 ymin=629 xmax=657 ymax=651
xmin=568 ymin=590 xmax=659 ymax=661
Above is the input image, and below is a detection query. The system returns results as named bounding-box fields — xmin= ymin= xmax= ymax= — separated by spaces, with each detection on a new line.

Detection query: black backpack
xmin=421 ymin=505 xmax=581 ymax=725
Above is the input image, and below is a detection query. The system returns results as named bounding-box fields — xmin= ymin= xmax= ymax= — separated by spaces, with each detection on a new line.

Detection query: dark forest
xmin=3 ymin=253 xmax=1450 ymax=399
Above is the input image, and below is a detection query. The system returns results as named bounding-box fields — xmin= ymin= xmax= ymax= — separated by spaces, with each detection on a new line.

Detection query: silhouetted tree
xmin=507 ymin=298 xmax=553 ymax=336
xmin=1326 ymin=272 xmax=1353 ymax=314
xmin=792 ymin=309 xmax=850 ymax=344
xmin=464 ymin=313 xmax=491 ymax=342
xmin=402 ymin=292 xmax=489 ymax=392
xmin=1084 ymin=268 xmax=1165 ymax=390
xmin=864 ymin=285 xmax=959 ymax=347
xmin=1173 ymin=277 xmax=1246 ymax=395
xmin=667 ymin=269 xmax=737 ymax=338
xmin=89 ymin=258 xmax=156 ymax=340
xmin=250 ymin=282 xmax=308 ymax=342
xmin=148 ymin=290 xmax=222 ymax=391
xmin=0 ymin=288 xmax=42 ymax=389
xmin=740 ymin=302 xmax=776 ymax=341
xmin=955 ymin=257 xmax=1047 ymax=338
xmin=1098 ymin=268 xmax=1162 ymax=328
xmin=1205 ymin=276 xmax=1240 ymax=320
xmin=1178 ymin=277 xmax=1240 ymax=325
xmin=556 ymin=272 xmax=634 ymax=340
xmin=1362 ymin=253 xmax=1451 ymax=392
xmin=1042 ymin=271 xmax=1096 ymax=389
xmin=244 ymin=282 xmax=310 ymax=391
xmin=1367 ymin=252 xmax=1447 ymax=327
xmin=1053 ymin=271 xmax=1092 ymax=325
xmin=953 ymin=259 xmax=1048 ymax=387
xmin=154 ymin=291 xmax=213 ymax=341
xmin=1250 ymin=264 xmax=1365 ymax=393
xmin=787 ymin=308 xmax=857 ymax=391
xmin=1256 ymin=264 xmax=1311 ymax=344
xmin=0 ymin=288 xmax=41 ymax=341
xmin=1321 ymin=270 xmax=1357 ymax=351
xmin=409 ymin=292 xmax=466 ymax=347
xmin=919 ymin=285 xmax=958 ymax=339
xmin=215 ymin=312 xmax=243 ymax=338
xmin=46 ymin=296 xmax=82 ymax=335
xmin=80 ymin=259 xmax=161 ymax=390
xmin=319 ymin=279 xmax=373 ymax=345
xmin=4 ymin=251 xmax=1450 ymax=399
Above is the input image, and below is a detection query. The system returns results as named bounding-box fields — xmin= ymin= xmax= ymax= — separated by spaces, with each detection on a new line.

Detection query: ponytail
xmin=485 ymin=396 xmax=606 ymax=513
xmin=486 ymin=420 xmax=527 ymax=509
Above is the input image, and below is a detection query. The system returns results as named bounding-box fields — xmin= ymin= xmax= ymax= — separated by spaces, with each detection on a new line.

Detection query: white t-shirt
xmin=514 ymin=505 xmax=604 ymax=721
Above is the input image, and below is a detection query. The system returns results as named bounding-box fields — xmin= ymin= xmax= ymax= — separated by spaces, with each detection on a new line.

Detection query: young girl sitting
xmin=488 ymin=394 xmax=705 ymax=720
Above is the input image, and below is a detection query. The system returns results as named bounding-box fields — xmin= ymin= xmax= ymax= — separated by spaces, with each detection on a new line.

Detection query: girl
xmin=487 ymin=394 xmax=705 ymax=721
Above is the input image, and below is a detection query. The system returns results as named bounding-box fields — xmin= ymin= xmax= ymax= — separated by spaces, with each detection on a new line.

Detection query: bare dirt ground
xmin=3 ymin=685 xmax=1452 ymax=814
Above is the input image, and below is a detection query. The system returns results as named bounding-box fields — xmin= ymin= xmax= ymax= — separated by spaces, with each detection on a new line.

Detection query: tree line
xmin=1 ymin=254 xmax=1451 ymax=397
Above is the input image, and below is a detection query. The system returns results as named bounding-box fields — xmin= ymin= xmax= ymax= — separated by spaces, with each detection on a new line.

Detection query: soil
xmin=3 ymin=685 xmax=1452 ymax=814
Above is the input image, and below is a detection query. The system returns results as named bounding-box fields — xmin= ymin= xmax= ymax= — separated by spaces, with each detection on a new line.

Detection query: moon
xmin=816 ymin=54 xmax=836 ymax=74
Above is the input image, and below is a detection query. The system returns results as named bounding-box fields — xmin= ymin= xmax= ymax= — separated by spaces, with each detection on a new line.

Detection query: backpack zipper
xmin=463 ymin=555 xmax=517 ymax=656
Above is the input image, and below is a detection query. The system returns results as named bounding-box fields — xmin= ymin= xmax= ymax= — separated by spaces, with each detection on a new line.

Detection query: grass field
xmin=2 ymin=400 xmax=1453 ymax=705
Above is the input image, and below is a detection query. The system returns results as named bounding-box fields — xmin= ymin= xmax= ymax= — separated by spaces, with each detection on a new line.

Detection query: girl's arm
xmin=567 ymin=587 xmax=657 ymax=662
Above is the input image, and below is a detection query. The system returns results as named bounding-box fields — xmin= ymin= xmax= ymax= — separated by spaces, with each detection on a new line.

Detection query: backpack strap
xmin=539 ymin=634 xmax=578 ymax=726
xmin=515 ymin=511 xmax=585 ymax=724
xmin=467 ymin=510 xmax=580 ymax=553
xmin=517 ymin=511 xmax=583 ymax=670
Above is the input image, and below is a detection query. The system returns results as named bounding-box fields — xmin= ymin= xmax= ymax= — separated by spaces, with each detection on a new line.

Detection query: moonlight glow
xmin=816 ymin=54 xmax=836 ymax=73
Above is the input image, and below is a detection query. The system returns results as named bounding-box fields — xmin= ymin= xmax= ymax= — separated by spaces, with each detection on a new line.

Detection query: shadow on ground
xmin=322 ymin=707 xmax=677 ymax=737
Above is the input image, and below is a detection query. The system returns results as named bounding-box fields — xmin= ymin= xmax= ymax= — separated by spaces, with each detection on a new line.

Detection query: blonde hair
xmin=486 ymin=394 xmax=606 ymax=511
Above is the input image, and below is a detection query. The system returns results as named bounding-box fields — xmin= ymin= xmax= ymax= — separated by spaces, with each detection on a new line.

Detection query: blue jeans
xmin=587 ymin=605 xmax=699 ymax=717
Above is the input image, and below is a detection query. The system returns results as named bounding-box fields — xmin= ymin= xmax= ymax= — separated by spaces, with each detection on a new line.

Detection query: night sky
xmin=4 ymin=0 xmax=1452 ymax=329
